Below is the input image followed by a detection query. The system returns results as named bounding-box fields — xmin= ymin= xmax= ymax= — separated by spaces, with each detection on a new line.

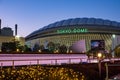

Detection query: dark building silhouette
xmin=0 ymin=19 xmax=25 ymax=51
xmin=1 ymin=27 xmax=13 ymax=36
xmin=15 ymin=24 xmax=18 ymax=36
xmin=0 ymin=19 xmax=13 ymax=36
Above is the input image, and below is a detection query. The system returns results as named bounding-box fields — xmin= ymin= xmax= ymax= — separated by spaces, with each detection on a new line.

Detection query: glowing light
xmin=70 ymin=50 xmax=72 ymax=53
xmin=15 ymin=35 xmax=20 ymax=41
xmin=97 ymin=53 xmax=102 ymax=58
xmin=57 ymin=28 xmax=88 ymax=34
xmin=16 ymin=49 xmax=20 ymax=52
xmin=38 ymin=50 xmax=41 ymax=53
xmin=112 ymin=34 xmax=115 ymax=38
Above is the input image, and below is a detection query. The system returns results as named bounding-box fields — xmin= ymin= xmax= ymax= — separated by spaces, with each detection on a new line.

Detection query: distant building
xmin=0 ymin=36 xmax=14 ymax=51
xmin=1 ymin=27 xmax=13 ymax=36
xmin=0 ymin=26 xmax=14 ymax=51
xmin=0 ymin=19 xmax=25 ymax=51
xmin=0 ymin=36 xmax=25 ymax=52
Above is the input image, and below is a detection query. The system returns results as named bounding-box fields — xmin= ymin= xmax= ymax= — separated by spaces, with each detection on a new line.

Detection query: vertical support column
xmin=80 ymin=58 xmax=82 ymax=63
xmin=55 ymin=59 xmax=57 ymax=65
xmin=69 ymin=58 xmax=71 ymax=64
xmin=112 ymin=34 xmax=117 ymax=57
xmin=1 ymin=63 xmax=3 ymax=70
xmin=37 ymin=59 xmax=39 ymax=65
xmin=12 ymin=60 xmax=15 ymax=69
xmin=87 ymin=58 xmax=91 ymax=63
xmin=30 ymin=62 xmax=31 ymax=67
xmin=105 ymin=63 xmax=108 ymax=80
xmin=98 ymin=60 xmax=101 ymax=79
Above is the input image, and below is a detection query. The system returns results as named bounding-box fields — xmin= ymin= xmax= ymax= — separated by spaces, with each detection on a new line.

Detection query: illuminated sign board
xmin=91 ymin=40 xmax=105 ymax=50
xmin=57 ymin=28 xmax=88 ymax=34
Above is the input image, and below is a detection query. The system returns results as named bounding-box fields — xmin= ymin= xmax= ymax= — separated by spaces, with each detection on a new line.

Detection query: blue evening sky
xmin=0 ymin=0 xmax=120 ymax=37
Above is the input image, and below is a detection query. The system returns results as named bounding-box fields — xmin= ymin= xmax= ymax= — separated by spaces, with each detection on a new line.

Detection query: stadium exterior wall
xmin=25 ymin=18 xmax=120 ymax=53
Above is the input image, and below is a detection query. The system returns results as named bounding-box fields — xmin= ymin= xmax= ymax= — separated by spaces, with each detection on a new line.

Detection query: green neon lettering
xmin=73 ymin=29 xmax=77 ymax=33
xmin=57 ymin=28 xmax=88 ymax=34
xmin=80 ymin=29 xmax=85 ymax=32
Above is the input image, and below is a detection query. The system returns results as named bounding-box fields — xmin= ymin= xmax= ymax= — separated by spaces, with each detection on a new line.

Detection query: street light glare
xmin=112 ymin=34 xmax=116 ymax=38
xmin=98 ymin=53 xmax=102 ymax=58
xmin=15 ymin=35 xmax=20 ymax=41
xmin=15 ymin=35 xmax=20 ymax=38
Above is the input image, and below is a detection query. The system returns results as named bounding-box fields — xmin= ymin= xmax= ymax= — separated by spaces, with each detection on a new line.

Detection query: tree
xmin=54 ymin=43 xmax=60 ymax=50
xmin=33 ymin=44 xmax=40 ymax=52
xmin=115 ymin=46 xmax=120 ymax=57
xmin=47 ymin=42 xmax=55 ymax=53
xmin=23 ymin=45 xmax=32 ymax=52
xmin=1 ymin=42 xmax=16 ymax=52
xmin=40 ymin=45 xmax=44 ymax=50
xmin=59 ymin=45 xmax=67 ymax=53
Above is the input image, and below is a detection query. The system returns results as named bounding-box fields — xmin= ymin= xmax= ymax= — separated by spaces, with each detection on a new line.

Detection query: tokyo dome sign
xmin=57 ymin=28 xmax=88 ymax=34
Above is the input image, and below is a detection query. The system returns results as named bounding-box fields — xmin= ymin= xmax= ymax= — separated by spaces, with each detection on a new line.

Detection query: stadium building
xmin=25 ymin=18 xmax=120 ymax=55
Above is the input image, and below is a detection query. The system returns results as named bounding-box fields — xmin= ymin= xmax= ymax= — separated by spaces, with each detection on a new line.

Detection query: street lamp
xmin=15 ymin=35 xmax=20 ymax=52
xmin=98 ymin=53 xmax=102 ymax=58
xmin=97 ymin=52 xmax=102 ymax=79
xmin=112 ymin=34 xmax=116 ymax=57
xmin=112 ymin=34 xmax=115 ymax=38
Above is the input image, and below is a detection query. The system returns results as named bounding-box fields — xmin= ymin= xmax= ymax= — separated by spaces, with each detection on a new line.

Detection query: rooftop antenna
xmin=15 ymin=24 xmax=18 ymax=36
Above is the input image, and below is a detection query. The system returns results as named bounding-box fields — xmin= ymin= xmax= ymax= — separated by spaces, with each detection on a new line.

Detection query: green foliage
xmin=39 ymin=45 xmax=45 ymax=51
xmin=33 ymin=44 xmax=40 ymax=52
xmin=23 ymin=45 xmax=32 ymax=52
xmin=59 ymin=45 xmax=67 ymax=53
xmin=47 ymin=42 xmax=55 ymax=53
xmin=115 ymin=47 xmax=120 ymax=57
xmin=1 ymin=42 xmax=16 ymax=52
xmin=0 ymin=66 xmax=85 ymax=80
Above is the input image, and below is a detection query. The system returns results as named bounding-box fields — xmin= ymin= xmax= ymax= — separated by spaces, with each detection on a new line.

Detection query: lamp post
xmin=15 ymin=35 xmax=20 ymax=52
xmin=97 ymin=52 xmax=102 ymax=79
xmin=105 ymin=63 xmax=108 ymax=80
xmin=112 ymin=34 xmax=116 ymax=57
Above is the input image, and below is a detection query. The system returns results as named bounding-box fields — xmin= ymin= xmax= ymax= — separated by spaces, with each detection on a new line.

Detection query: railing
xmin=0 ymin=58 xmax=87 ymax=68
xmin=0 ymin=56 xmax=120 ymax=70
